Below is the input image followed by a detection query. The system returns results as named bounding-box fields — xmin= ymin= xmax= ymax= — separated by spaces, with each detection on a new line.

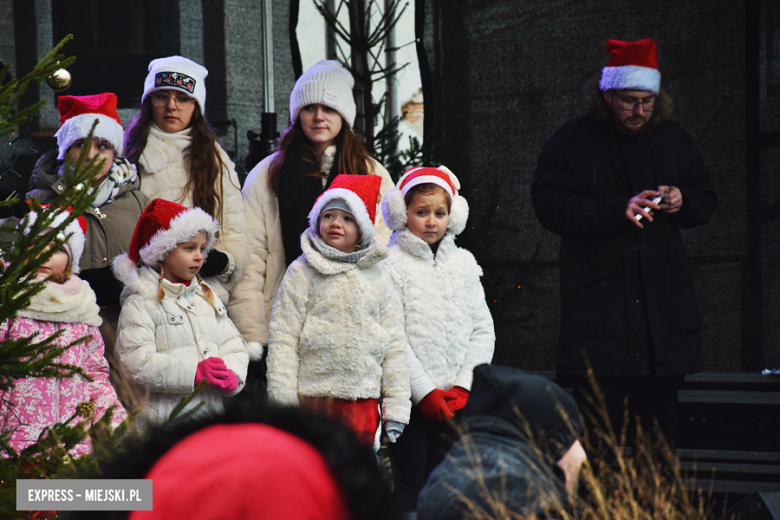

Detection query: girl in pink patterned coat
xmin=0 ymin=209 xmax=127 ymax=457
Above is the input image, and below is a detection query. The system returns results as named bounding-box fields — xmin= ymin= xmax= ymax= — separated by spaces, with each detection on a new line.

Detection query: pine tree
xmin=0 ymin=35 xmax=122 ymax=517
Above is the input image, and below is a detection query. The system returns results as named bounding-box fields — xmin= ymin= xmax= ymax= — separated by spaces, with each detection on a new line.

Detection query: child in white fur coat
xmin=266 ymin=174 xmax=411 ymax=445
xmin=380 ymin=166 xmax=495 ymax=512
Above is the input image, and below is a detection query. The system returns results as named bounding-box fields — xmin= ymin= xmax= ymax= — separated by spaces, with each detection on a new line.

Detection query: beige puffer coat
xmin=136 ymin=134 xmax=256 ymax=352
xmin=234 ymin=148 xmax=393 ymax=346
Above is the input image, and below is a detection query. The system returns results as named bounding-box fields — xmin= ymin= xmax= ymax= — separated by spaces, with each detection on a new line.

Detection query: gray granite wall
xmin=419 ymin=0 xmax=778 ymax=372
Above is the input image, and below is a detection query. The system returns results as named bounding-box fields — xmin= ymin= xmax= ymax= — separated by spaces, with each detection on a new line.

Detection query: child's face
xmin=406 ymin=189 xmax=450 ymax=245
xmin=38 ymin=242 xmax=70 ymax=279
xmin=69 ymin=138 xmax=115 ymax=182
xmin=319 ymin=208 xmax=360 ymax=253
xmin=162 ymin=231 xmax=208 ymax=283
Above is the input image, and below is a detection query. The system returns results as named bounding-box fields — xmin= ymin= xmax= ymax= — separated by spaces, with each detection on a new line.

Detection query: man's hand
xmin=626 ymin=190 xmax=662 ymax=228
xmin=658 ymin=185 xmax=683 ymax=214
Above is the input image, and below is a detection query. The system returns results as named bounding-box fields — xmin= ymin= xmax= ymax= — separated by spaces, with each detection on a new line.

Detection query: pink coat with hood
xmin=0 ymin=275 xmax=127 ymax=457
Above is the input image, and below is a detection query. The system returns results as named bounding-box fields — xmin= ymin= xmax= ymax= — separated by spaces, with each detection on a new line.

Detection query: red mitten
xmin=194 ymin=357 xmax=230 ymax=388
xmin=418 ymin=389 xmax=455 ymax=422
xmin=446 ymin=386 xmax=470 ymax=413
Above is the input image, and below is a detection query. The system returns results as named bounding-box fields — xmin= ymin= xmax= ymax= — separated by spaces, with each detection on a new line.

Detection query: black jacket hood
xmin=462 ymin=365 xmax=582 ymax=460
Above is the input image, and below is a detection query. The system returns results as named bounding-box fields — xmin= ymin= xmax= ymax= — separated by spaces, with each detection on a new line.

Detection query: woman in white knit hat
xmin=123 ymin=56 xmax=260 ymax=362
xmin=235 ymin=60 xmax=394 ymax=350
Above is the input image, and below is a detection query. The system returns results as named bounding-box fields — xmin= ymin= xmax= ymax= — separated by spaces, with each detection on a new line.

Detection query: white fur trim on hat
xmin=308 ymin=188 xmax=376 ymax=244
xmin=599 ymin=65 xmax=661 ymax=94
xmin=290 ymin=60 xmax=356 ymax=127
xmin=54 ymin=113 xmax=124 ymax=161
xmin=143 ymin=56 xmax=208 ymax=114
xmin=380 ymin=186 xmax=469 ymax=235
xmin=22 ymin=209 xmax=86 ymax=274
xmin=138 ymin=207 xmax=219 ymax=267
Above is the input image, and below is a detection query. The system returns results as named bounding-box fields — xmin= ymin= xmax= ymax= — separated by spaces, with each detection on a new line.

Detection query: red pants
xmin=300 ymin=396 xmax=379 ymax=444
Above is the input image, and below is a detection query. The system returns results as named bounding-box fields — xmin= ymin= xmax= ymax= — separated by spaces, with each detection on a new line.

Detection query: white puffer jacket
xmin=266 ymin=230 xmax=411 ymax=425
xmin=113 ymin=259 xmax=249 ymax=424
xmin=381 ymin=229 xmax=496 ymax=404
xmin=234 ymin=148 xmax=394 ymax=346
xmin=137 ymin=133 xmax=254 ymax=343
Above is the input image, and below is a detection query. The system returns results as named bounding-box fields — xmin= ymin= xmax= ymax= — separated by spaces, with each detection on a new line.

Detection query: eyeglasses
xmin=150 ymin=92 xmax=195 ymax=109
xmin=612 ymin=91 xmax=656 ymax=111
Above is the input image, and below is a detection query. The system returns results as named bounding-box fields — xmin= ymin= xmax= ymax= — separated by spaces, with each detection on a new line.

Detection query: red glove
xmin=446 ymin=386 xmax=470 ymax=413
xmin=418 ymin=389 xmax=455 ymax=422
xmin=194 ymin=358 xmax=238 ymax=394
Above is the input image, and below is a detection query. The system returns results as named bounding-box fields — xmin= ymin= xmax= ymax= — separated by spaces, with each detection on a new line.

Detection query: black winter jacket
xmin=531 ymin=114 xmax=717 ymax=376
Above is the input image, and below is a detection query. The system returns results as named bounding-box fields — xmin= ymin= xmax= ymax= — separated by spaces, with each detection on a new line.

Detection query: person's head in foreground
xmin=417 ymin=364 xmax=587 ymax=519
xmin=67 ymin=404 xmax=399 ymax=520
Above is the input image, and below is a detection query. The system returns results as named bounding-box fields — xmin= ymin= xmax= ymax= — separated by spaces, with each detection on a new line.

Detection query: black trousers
xmin=388 ymin=405 xmax=459 ymax=512
xmin=562 ymin=373 xmax=684 ymax=454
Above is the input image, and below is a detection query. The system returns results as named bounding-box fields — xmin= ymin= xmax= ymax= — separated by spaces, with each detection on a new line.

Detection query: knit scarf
xmin=277 ymin=145 xmax=341 ymax=266
xmin=308 ymin=232 xmax=375 ymax=264
xmin=90 ymin=157 xmax=139 ymax=207
xmin=19 ymin=275 xmax=102 ymax=326
xmin=149 ymin=123 xmax=193 ymax=154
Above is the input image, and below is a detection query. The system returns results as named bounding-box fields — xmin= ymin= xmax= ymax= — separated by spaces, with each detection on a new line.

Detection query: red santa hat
xmin=124 ymin=198 xmax=219 ymax=267
xmin=54 ymin=93 xmax=125 ymax=160
xmin=308 ymin=174 xmax=382 ymax=243
xmin=599 ymin=38 xmax=661 ymax=95
xmin=381 ymin=165 xmax=470 ymax=235
xmin=128 ymin=424 xmax=349 ymax=520
xmin=23 ymin=206 xmax=88 ymax=274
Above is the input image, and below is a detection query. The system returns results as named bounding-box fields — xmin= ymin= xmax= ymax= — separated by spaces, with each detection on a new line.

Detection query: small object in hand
xmin=634 ymin=193 xmax=663 ymax=221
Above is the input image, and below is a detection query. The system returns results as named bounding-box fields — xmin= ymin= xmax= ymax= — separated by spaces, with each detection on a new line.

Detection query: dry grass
xmin=431 ymin=373 xmax=718 ymax=520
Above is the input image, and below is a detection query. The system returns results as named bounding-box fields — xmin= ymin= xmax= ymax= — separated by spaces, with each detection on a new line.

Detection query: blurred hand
xmin=418 ymin=389 xmax=455 ymax=422
xmin=658 ymin=185 xmax=683 ymax=214
xmin=626 ymin=190 xmax=662 ymax=228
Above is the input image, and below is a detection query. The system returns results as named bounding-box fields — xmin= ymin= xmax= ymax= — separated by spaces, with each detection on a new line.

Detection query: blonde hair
xmin=156 ymin=262 xmax=214 ymax=305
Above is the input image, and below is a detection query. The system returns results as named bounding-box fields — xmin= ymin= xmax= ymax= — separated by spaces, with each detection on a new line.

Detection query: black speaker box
xmin=719 ymin=492 xmax=780 ymax=520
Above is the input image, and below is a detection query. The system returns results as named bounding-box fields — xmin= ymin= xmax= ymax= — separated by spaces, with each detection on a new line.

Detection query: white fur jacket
xmin=266 ymin=230 xmax=411 ymax=425
xmin=137 ymin=133 xmax=256 ymax=352
xmin=381 ymin=229 xmax=496 ymax=404
xmin=113 ymin=258 xmax=249 ymax=424
xmin=234 ymin=148 xmax=394 ymax=346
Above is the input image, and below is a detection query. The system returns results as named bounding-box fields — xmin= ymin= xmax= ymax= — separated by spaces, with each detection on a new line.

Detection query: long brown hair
xmin=267 ymin=117 xmax=373 ymax=195
xmin=124 ymin=99 xmax=227 ymax=225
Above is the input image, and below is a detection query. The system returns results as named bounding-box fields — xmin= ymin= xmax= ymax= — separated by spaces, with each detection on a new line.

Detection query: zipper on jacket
xmin=94 ymin=208 xmax=106 ymax=219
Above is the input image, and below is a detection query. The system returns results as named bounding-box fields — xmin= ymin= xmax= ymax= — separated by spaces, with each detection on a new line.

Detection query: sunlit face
xmin=38 ymin=242 xmax=70 ymax=279
xmin=69 ymin=138 xmax=115 ymax=182
xmin=603 ymin=89 xmax=655 ymax=135
xmin=319 ymin=208 xmax=360 ymax=253
xmin=299 ymin=104 xmax=343 ymax=154
xmin=150 ymin=89 xmax=197 ymax=133
xmin=406 ymin=189 xmax=450 ymax=245
xmin=162 ymin=232 xmax=207 ymax=283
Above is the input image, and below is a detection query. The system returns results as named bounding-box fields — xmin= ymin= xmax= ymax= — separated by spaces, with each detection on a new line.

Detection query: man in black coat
xmin=531 ymin=38 xmax=717 ymax=450
xmin=416 ymin=365 xmax=586 ymax=519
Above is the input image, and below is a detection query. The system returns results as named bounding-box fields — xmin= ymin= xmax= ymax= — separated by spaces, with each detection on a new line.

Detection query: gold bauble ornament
xmin=46 ymin=69 xmax=72 ymax=92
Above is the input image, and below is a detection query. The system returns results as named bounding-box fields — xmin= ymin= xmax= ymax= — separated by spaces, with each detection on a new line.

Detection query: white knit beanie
xmin=289 ymin=60 xmax=356 ymax=127
xmin=143 ymin=56 xmax=208 ymax=114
